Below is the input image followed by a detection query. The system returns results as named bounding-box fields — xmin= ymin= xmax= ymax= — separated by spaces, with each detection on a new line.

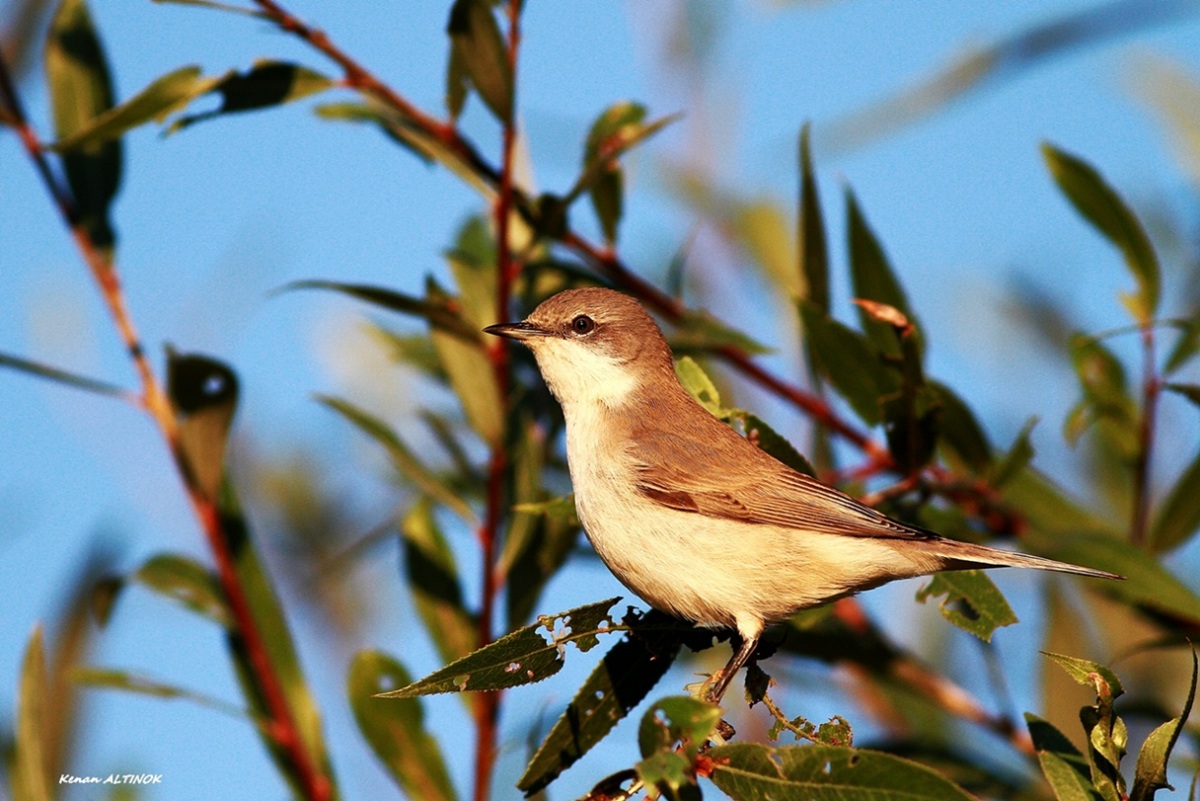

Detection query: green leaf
xmin=511 ymin=495 xmax=578 ymax=527
xmin=14 ymin=627 xmax=52 ymax=801
xmin=736 ymin=412 xmax=815 ymax=477
xmin=1129 ymin=647 xmax=1196 ymax=801
xmin=282 ymin=279 xmax=481 ymax=342
xmin=846 ymin=189 xmax=918 ymax=355
xmin=670 ymin=308 xmax=771 ymax=356
xmin=319 ymin=395 xmax=475 ymax=523
xmin=72 ymin=666 xmax=247 ymax=719
xmin=167 ymin=351 xmax=239 ymax=501
xmin=49 ymin=66 xmax=220 ymax=150
xmin=347 ymin=651 xmax=458 ymax=801
xmin=674 ymin=356 xmax=728 ymax=417
xmin=377 ymin=597 xmax=622 ymax=697
xmin=798 ymin=122 xmax=829 ymax=310
xmin=990 ymin=416 xmax=1038 ymax=488
xmin=166 ymin=60 xmax=333 ymax=133
xmin=519 ymin=611 xmax=685 ymax=795
xmin=402 ymin=499 xmax=476 ymax=665
xmin=930 ymin=381 xmax=992 ymax=474
xmin=446 ymin=0 xmax=511 ymax=122
xmin=134 ymin=552 xmax=230 ymax=626
xmin=445 ymin=41 xmax=468 ymax=121
xmin=799 ymin=299 xmax=895 ymax=426
xmin=1164 ymin=319 xmax=1200 ymax=375
xmin=1164 ymin=381 xmax=1200 ymax=408
xmin=709 ymin=743 xmax=977 ymax=801
xmin=0 ymin=351 xmax=131 ymax=400
xmin=1026 ymin=713 xmax=1104 ymax=801
xmin=45 ymin=0 xmax=122 ymax=261
xmin=444 ymin=216 xmax=497 ymax=329
xmin=637 ymin=697 xmax=721 ymax=800
xmin=1043 ymin=652 xmax=1124 ymax=699
xmin=1149 ymin=448 xmax=1200 ymax=553
xmin=1042 ymin=143 xmax=1160 ymax=324
xmin=915 ymin=570 xmax=1017 ymax=642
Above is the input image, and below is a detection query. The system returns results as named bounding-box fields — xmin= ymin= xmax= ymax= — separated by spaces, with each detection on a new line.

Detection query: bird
xmin=484 ymin=287 xmax=1121 ymax=704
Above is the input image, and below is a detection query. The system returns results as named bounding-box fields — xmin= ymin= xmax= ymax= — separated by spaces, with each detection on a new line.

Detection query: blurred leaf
xmin=915 ymin=570 xmax=1017 ymax=642
xmin=674 ymin=356 xmax=728 ymax=417
xmin=991 ymin=416 xmax=1038 ymax=488
xmin=1130 ymin=647 xmax=1196 ymax=801
xmin=166 ymin=60 xmax=332 ymax=133
xmin=1164 ymin=319 xmax=1200 ymax=375
xmin=1133 ymin=56 xmax=1200 ymax=184
xmin=377 ymin=597 xmax=622 ymax=697
xmin=798 ymin=300 xmax=895 ymax=425
xmin=636 ymin=697 xmax=721 ymax=801
xmin=284 ymin=280 xmax=480 ymax=342
xmin=73 ymin=666 xmax=246 ymax=718
xmin=1149 ymin=448 xmax=1200 ymax=553
xmin=445 ymin=41 xmax=468 ymax=121
xmin=45 ymin=0 xmax=121 ymax=261
xmin=167 ymin=351 xmax=239 ymax=501
xmin=798 ymin=122 xmax=829 ymax=309
xmin=1026 ymin=713 xmax=1104 ymax=801
xmin=1043 ymin=144 xmax=1160 ymax=324
xmin=1065 ymin=335 xmax=1137 ymax=451
xmin=882 ymin=381 xmax=941 ymax=474
xmin=1163 ymin=382 xmax=1200 ymax=408
xmin=402 ymin=499 xmax=476 ymax=664
xmin=49 ymin=66 xmax=219 ymax=150
xmin=670 ymin=308 xmax=771 ymax=356
xmin=0 ymin=350 xmax=131 ymax=399
xmin=846 ymin=189 xmax=918 ymax=355
xmin=733 ymin=198 xmax=797 ymax=296
xmin=511 ymin=495 xmax=579 ymax=528
xmin=319 ymin=395 xmax=474 ymax=523
xmin=445 ymin=216 xmax=497 ymax=329
xmin=709 ymin=743 xmax=976 ymax=801
xmin=134 ymin=552 xmax=229 ymax=626
xmin=1043 ymin=652 xmax=1124 ymax=699
xmin=446 ymin=0 xmax=511 ymax=122
xmin=930 ymin=381 xmax=992 ymax=473
xmin=14 ymin=627 xmax=51 ymax=801
xmin=519 ymin=611 xmax=685 ymax=795
xmin=348 ymin=651 xmax=458 ymax=801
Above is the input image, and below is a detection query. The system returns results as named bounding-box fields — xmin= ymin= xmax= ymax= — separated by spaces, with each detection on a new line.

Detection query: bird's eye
xmin=570 ymin=315 xmax=596 ymax=335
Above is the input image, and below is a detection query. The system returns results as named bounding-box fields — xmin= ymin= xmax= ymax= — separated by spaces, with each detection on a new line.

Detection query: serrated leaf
xmin=931 ymin=381 xmax=992 ymax=474
xmin=402 ymin=499 xmax=476 ymax=665
xmin=709 ymin=743 xmax=976 ymax=801
xmin=674 ymin=356 xmax=727 ymax=417
xmin=166 ymin=60 xmax=332 ymax=133
xmin=1149 ymin=448 xmax=1200 ymax=553
xmin=15 ymin=627 xmax=52 ymax=801
xmin=49 ymin=65 xmax=220 ymax=150
xmin=45 ymin=0 xmax=121 ymax=261
xmin=799 ymin=299 xmax=895 ymax=426
xmin=915 ymin=570 xmax=1017 ymax=642
xmin=319 ymin=395 xmax=475 ymax=523
xmin=991 ymin=416 xmax=1038 ymax=488
xmin=133 ymin=552 xmax=229 ymax=626
xmin=1026 ymin=713 xmax=1104 ymax=801
xmin=348 ymin=651 xmax=457 ymax=801
xmin=1129 ymin=647 xmax=1196 ymax=801
xmin=0 ymin=351 xmax=131 ymax=400
xmin=798 ymin=122 xmax=829 ymax=310
xmin=1043 ymin=652 xmax=1124 ymax=699
xmin=1043 ymin=143 xmax=1160 ymax=324
xmin=167 ymin=351 xmax=239 ymax=501
xmin=519 ymin=611 xmax=685 ymax=795
xmin=446 ymin=0 xmax=511 ymax=122
xmin=846 ymin=189 xmax=919 ymax=356
xmin=377 ymin=597 xmax=622 ymax=697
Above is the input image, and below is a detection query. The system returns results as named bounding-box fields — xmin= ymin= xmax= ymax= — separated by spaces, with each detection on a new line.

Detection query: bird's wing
xmin=631 ymin=422 xmax=934 ymax=541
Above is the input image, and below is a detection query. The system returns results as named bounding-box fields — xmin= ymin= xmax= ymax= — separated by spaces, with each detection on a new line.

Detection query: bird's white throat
xmin=529 ymin=338 xmax=639 ymax=408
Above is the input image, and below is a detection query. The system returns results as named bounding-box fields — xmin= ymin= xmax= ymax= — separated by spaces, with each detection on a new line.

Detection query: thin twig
xmin=0 ymin=50 xmax=332 ymax=801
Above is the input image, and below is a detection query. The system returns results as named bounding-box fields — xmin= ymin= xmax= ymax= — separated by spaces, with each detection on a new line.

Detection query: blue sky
xmin=3 ymin=1 xmax=1200 ymax=799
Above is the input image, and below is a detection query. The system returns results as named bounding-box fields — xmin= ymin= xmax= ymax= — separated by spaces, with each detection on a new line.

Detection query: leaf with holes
xmin=916 ymin=570 xmax=1017 ymax=642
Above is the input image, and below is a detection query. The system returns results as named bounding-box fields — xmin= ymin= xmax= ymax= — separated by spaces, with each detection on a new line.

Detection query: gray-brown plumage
xmin=486 ymin=287 xmax=1120 ymax=703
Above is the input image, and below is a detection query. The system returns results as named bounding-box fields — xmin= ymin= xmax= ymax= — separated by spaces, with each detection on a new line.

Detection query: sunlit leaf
xmin=674 ymin=356 xmax=727 ymax=417
xmin=402 ymin=499 xmax=476 ymax=664
xmin=1149 ymin=449 xmax=1200 ymax=553
xmin=377 ymin=597 xmax=622 ymax=697
xmin=348 ymin=651 xmax=458 ymax=801
xmin=1043 ymin=652 xmax=1124 ymax=699
xmin=45 ymin=0 xmax=121 ymax=260
xmin=134 ymin=552 xmax=229 ymax=626
xmin=709 ymin=743 xmax=976 ymax=801
xmin=167 ymin=351 xmax=239 ymax=501
xmin=1026 ymin=713 xmax=1103 ymax=801
xmin=637 ymin=697 xmax=721 ymax=801
xmin=1130 ymin=647 xmax=1196 ymax=801
xmin=167 ymin=60 xmax=333 ymax=133
xmin=15 ymin=627 xmax=52 ymax=801
xmin=1043 ymin=143 xmax=1160 ymax=324
xmin=915 ymin=570 xmax=1017 ymax=642
xmin=519 ymin=611 xmax=685 ymax=795
xmin=446 ymin=0 xmax=511 ymax=122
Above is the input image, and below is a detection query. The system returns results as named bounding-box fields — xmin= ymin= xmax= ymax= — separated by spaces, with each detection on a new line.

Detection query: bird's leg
xmin=704 ymin=635 xmax=758 ymax=704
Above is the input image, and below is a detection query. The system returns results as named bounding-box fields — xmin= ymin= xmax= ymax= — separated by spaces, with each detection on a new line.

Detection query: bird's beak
xmin=483 ymin=321 xmax=549 ymax=341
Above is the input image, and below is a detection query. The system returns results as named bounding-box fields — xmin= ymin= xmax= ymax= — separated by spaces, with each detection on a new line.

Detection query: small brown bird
xmin=485 ymin=287 xmax=1120 ymax=703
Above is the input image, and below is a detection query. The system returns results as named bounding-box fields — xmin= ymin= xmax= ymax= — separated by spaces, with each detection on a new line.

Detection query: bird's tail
xmin=932 ymin=540 xmax=1123 ymax=581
